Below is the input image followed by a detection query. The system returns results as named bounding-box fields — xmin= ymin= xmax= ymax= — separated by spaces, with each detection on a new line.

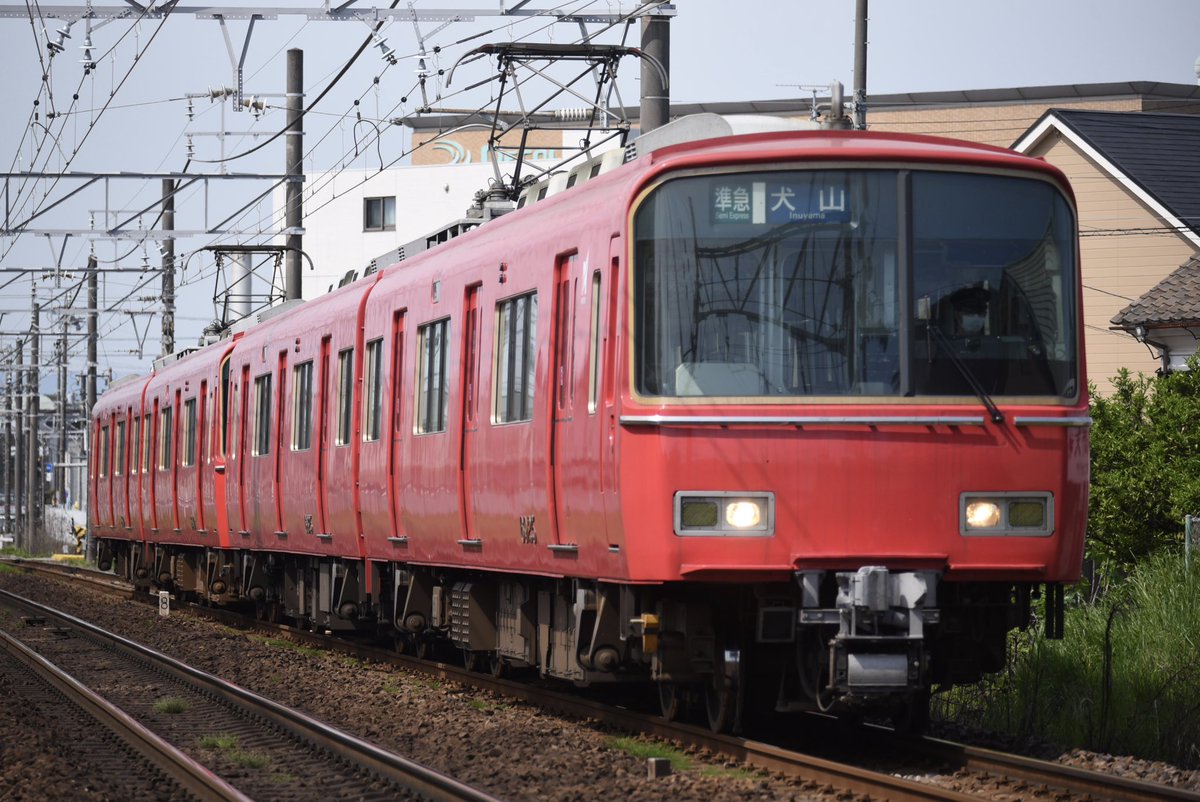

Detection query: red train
xmin=90 ymin=115 xmax=1089 ymax=732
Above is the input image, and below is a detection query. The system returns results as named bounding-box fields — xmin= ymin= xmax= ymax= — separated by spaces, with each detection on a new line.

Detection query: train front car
xmin=618 ymin=131 xmax=1087 ymax=732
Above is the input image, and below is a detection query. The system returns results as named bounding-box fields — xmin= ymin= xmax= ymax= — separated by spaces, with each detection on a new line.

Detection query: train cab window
xmin=99 ymin=424 xmax=110 ymax=477
xmin=494 ymin=292 xmax=537 ymax=423
xmin=253 ymin=374 xmax=272 ymax=456
xmin=292 ymin=360 xmax=314 ymax=450
xmin=416 ymin=319 xmax=449 ymax=434
xmin=182 ymin=398 xmax=197 ymax=466
xmin=158 ymin=406 xmax=173 ymax=470
xmin=114 ymin=420 xmax=126 ymax=476
xmin=363 ymin=338 xmax=383 ymax=441
xmin=336 ymin=348 xmax=354 ymax=445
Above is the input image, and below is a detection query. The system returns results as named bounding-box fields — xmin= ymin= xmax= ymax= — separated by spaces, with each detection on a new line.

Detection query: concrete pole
xmin=3 ymin=356 xmax=11 ymax=535
xmin=86 ymin=255 xmax=98 ymax=416
xmin=13 ymin=340 xmax=23 ymax=543
xmin=57 ymin=318 xmax=67 ymax=505
xmin=853 ymin=0 xmax=868 ymax=130
xmin=285 ymin=48 xmax=304 ymax=301
xmin=161 ymin=179 xmax=176 ymax=357
xmin=26 ymin=297 xmax=40 ymax=550
xmin=231 ymin=253 xmax=252 ymax=322
xmin=639 ymin=14 xmax=670 ymax=135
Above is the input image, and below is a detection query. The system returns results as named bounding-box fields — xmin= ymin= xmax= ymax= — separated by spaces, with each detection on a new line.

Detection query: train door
xmin=237 ymin=364 xmax=250 ymax=535
xmin=460 ymin=285 xmax=481 ymax=540
xmin=601 ymin=238 xmax=622 ymax=533
xmin=388 ymin=312 xmax=405 ymax=539
xmin=549 ymin=253 xmax=577 ymax=546
xmin=214 ymin=353 xmax=232 ymax=547
xmin=197 ymin=380 xmax=208 ymax=535
xmin=316 ymin=336 xmax=331 ymax=535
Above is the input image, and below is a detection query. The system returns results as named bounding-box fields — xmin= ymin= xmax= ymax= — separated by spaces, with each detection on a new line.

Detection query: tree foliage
xmin=1088 ymin=361 xmax=1200 ymax=575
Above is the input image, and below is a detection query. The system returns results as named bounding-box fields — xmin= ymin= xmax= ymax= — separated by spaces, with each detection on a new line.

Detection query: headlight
xmin=961 ymin=493 xmax=1053 ymax=536
xmin=725 ymin=501 xmax=762 ymax=528
xmin=675 ymin=492 xmax=774 ymax=536
xmin=965 ymin=501 xmax=1001 ymax=529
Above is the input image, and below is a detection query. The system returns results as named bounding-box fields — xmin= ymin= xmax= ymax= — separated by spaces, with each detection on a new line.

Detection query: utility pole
xmin=285 ymin=48 xmax=304 ymax=301
xmin=86 ymin=255 xmax=98 ymax=415
xmin=25 ymin=297 xmax=39 ymax=550
xmin=3 ymin=354 xmax=11 ymax=535
xmin=57 ymin=318 xmax=67 ymax=506
xmin=13 ymin=340 xmax=24 ymax=543
xmin=853 ymin=0 xmax=868 ymax=130
xmin=161 ymin=179 xmax=176 ymax=357
xmin=639 ymin=13 xmax=670 ymax=134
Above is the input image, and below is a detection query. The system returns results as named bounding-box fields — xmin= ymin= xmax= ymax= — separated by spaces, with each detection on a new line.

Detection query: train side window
xmin=292 ymin=360 xmax=314 ymax=450
xmin=416 ymin=318 xmax=449 ymax=434
xmin=587 ymin=270 xmax=602 ymax=414
xmin=99 ymin=424 xmax=109 ymax=477
xmin=252 ymin=374 xmax=272 ymax=456
xmin=493 ymin=292 xmax=537 ymax=423
xmin=132 ymin=417 xmax=141 ymax=473
xmin=336 ymin=348 xmax=354 ymax=445
xmin=142 ymin=413 xmax=152 ymax=473
xmin=182 ymin=398 xmax=197 ymax=466
xmin=219 ymin=355 xmax=231 ymax=457
xmin=363 ymin=338 xmax=383 ymax=441
xmin=115 ymin=419 xmax=126 ymax=476
xmin=391 ymin=313 xmax=405 ymax=433
xmin=158 ymin=404 xmax=173 ymax=470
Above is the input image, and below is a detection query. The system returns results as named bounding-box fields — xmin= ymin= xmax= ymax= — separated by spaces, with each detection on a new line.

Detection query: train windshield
xmin=633 ymin=169 xmax=1077 ymax=400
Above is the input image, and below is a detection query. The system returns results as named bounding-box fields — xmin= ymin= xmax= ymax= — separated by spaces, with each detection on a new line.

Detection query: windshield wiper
xmin=925 ymin=324 xmax=1005 ymax=424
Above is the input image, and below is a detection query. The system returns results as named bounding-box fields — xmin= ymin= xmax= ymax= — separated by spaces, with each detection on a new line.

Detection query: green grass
xmin=381 ymin=680 xmax=403 ymax=695
xmin=940 ymin=551 xmax=1200 ymax=767
xmin=0 ymin=547 xmax=32 ymax=558
xmin=230 ymin=751 xmax=271 ymax=769
xmin=605 ymin=736 xmax=692 ymax=772
xmin=0 ymin=562 xmax=23 ymax=575
xmin=700 ymin=765 xmax=761 ymax=781
xmin=249 ymin=635 xmax=324 ymax=658
xmin=152 ymin=697 xmax=189 ymax=715
xmin=198 ymin=733 xmax=240 ymax=750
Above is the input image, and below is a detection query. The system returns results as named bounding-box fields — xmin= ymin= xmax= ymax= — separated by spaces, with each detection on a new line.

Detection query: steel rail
xmin=0 ymin=625 xmax=253 ymax=802
xmin=0 ymin=587 xmax=506 ymax=802
xmin=10 ymin=559 xmax=1199 ymax=802
xmin=914 ymin=736 xmax=1200 ymax=802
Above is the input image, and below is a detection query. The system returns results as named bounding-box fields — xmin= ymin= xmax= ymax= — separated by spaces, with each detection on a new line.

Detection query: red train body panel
xmin=90 ymin=120 xmax=1088 ymax=731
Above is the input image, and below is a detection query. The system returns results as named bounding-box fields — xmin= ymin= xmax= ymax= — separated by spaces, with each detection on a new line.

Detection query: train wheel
xmin=704 ymin=671 xmax=736 ymax=733
xmin=657 ymin=682 xmax=684 ymax=721
xmin=463 ymin=649 xmax=481 ymax=672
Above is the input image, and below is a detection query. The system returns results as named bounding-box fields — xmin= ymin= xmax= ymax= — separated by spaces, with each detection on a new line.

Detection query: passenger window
xmin=416 ymin=319 xmax=449 ymax=433
xmin=292 ymin=360 xmax=314 ymax=450
xmin=494 ymin=292 xmax=537 ymax=423
xmin=252 ymin=374 xmax=272 ymax=456
xmin=363 ymin=338 xmax=383 ymax=442
xmin=158 ymin=405 xmax=173 ymax=470
xmin=182 ymin=398 xmax=197 ymax=466
xmin=336 ymin=348 xmax=354 ymax=445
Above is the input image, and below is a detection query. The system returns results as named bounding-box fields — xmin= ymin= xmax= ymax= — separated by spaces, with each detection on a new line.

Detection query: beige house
xmin=1012 ymin=109 xmax=1200 ymax=394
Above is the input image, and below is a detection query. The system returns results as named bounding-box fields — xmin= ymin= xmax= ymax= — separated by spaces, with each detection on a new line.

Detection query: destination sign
xmin=711 ymin=180 xmax=850 ymax=225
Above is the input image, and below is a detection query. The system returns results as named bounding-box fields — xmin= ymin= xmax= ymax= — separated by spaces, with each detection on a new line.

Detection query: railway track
xmin=6 ymin=558 xmax=1199 ymax=802
xmin=0 ymin=583 xmax=503 ymax=802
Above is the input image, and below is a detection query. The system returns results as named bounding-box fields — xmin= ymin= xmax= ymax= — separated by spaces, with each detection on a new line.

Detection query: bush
xmin=942 ymin=552 xmax=1200 ymax=766
xmin=1088 ymin=362 xmax=1200 ymax=578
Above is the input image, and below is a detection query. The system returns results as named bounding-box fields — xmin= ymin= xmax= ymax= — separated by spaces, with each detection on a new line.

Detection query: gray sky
xmin=0 ymin=0 xmax=1198 ymax=382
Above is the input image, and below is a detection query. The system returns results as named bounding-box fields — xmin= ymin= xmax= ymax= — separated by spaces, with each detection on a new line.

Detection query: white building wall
xmin=289 ymin=162 xmax=503 ymax=299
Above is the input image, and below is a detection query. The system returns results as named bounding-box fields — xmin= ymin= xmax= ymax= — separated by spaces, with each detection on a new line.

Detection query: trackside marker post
xmin=159 ymin=591 xmax=170 ymax=617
